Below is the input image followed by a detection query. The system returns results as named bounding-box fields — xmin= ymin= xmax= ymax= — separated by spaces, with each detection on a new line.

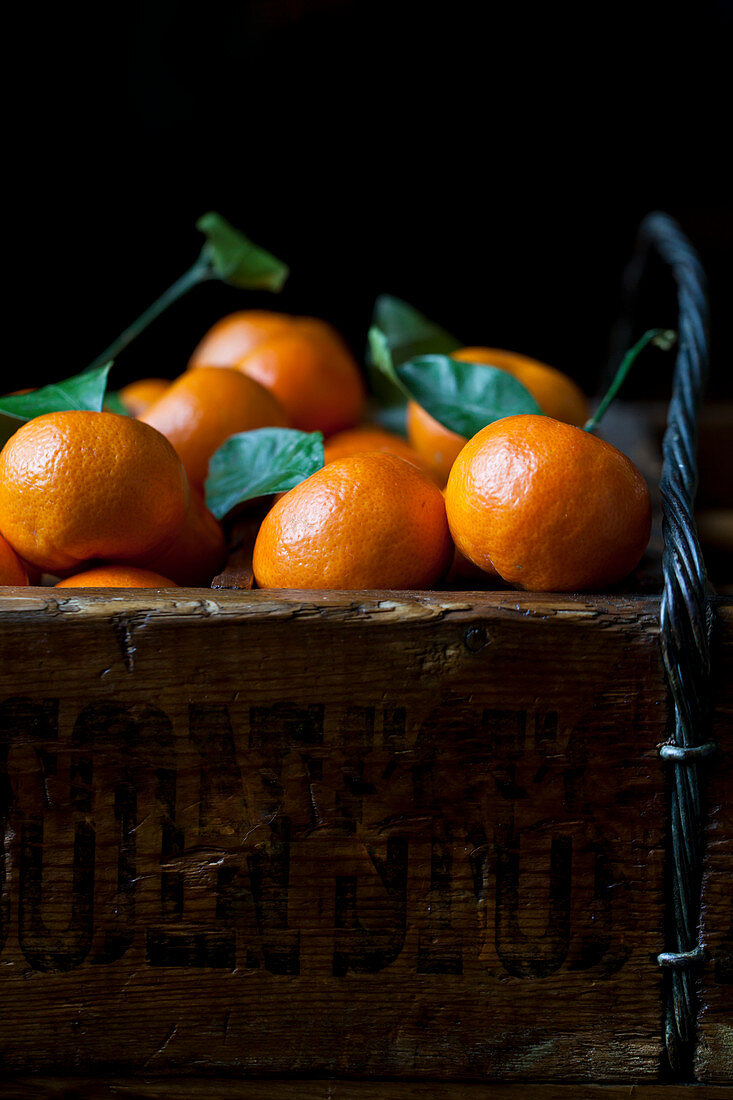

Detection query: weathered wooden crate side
xmin=0 ymin=590 xmax=680 ymax=1079
xmin=4 ymin=1080 xmax=733 ymax=1099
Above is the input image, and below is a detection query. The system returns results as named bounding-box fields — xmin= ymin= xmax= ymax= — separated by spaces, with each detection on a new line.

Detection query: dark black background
xmin=15 ymin=0 xmax=733 ymax=399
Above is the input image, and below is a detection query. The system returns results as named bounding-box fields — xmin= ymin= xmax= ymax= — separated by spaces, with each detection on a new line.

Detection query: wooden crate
xmin=1 ymin=586 xmax=731 ymax=1092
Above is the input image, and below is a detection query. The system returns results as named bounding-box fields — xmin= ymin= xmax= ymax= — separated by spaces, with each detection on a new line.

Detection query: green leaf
xmin=369 ymin=330 xmax=542 ymax=437
xmin=584 ymin=328 xmax=677 ymax=433
xmin=372 ymin=294 xmax=461 ymax=366
xmin=367 ymin=295 xmax=462 ymax=411
xmin=205 ymin=428 xmax=324 ymax=520
xmin=0 ymin=364 xmax=114 ymax=447
xmin=103 ymin=390 xmax=131 ymax=415
xmin=400 ymin=356 xmax=542 ymax=436
xmin=196 ymin=212 xmax=289 ymax=292
xmin=368 ymin=327 xmax=408 ymax=400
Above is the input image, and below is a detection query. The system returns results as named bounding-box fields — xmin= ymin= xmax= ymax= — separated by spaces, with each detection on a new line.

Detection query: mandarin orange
xmin=453 ymin=348 xmax=588 ymax=426
xmin=323 ymin=425 xmax=433 ymax=477
xmin=118 ymin=378 xmax=170 ymax=416
xmin=236 ymin=326 xmax=365 ymax=436
xmin=190 ymin=310 xmax=365 ymax=436
xmin=406 ymin=401 xmax=466 ymax=486
xmin=188 ymin=310 xmax=292 ymax=368
xmin=0 ymin=411 xmax=189 ymax=573
xmin=253 ymin=452 xmax=452 ymax=590
xmin=0 ymin=532 xmax=29 ymax=586
xmin=134 ymin=488 xmax=226 ymax=586
xmin=445 ymin=415 xmax=651 ymax=592
xmin=56 ymin=566 xmax=178 ymax=588
xmin=407 ymin=347 xmax=589 ymax=484
xmin=139 ymin=367 xmax=288 ymax=489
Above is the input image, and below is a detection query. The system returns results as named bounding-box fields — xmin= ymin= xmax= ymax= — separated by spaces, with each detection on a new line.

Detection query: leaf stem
xmin=86 ymin=255 xmax=214 ymax=373
xmin=584 ymin=328 xmax=677 ymax=433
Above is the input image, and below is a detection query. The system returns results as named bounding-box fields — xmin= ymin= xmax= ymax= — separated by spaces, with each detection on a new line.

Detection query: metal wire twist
xmin=618 ymin=212 xmax=712 ymax=1077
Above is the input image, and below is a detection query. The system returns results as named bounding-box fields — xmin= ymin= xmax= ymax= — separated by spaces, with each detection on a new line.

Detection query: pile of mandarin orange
xmin=0 ymin=310 xmax=651 ymax=593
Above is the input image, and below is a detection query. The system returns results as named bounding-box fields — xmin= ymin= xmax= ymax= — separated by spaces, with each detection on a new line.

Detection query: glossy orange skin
xmin=453 ymin=348 xmax=589 ymax=426
xmin=237 ymin=326 xmax=365 ymax=436
xmin=135 ymin=489 xmax=226 ymax=587
xmin=0 ymin=411 xmax=189 ymax=573
xmin=407 ymin=347 xmax=589 ymax=484
xmin=56 ymin=566 xmax=178 ymax=588
xmin=441 ymin=487 xmax=499 ymax=584
xmin=140 ymin=367 xmax=288 ymax=489
xmin=323 ymin=426 xmax=435 ymax=478
xmin=188 ymin=310 xmax=293 ymax=368
xmin=253 ymin=452 xmax=453 ymax=590
xmin=191 ymin=309 xmax=364 ymax=435
xmin=119 ymin=378 xmax=170 ymax=416
xmin=445 ymin=415 xmax=651 ymax=592
xmin=0 ymin=532 xmax=29 ymax=585
xmin=406 ymin=402 xmax=466 ymax=486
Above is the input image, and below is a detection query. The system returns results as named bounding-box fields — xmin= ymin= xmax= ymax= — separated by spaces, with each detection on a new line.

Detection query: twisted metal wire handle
xmin=616 ymin=212 xmax=713 ymax=1077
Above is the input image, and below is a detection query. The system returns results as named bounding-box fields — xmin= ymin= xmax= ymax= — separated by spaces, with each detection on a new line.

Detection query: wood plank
xmin=3 ymin=1079 xmax=733 ymax=1099
xmin=0 ymin=590 xmax=729 ymax=1080
xmin=211 ymin=511 xmax=266 ymax=590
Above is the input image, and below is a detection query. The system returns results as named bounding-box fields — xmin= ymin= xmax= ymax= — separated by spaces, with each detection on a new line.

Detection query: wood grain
xmin=3 ymin=1079 xmax=733 ymax=1099
xmin=0 ymin=589 xmax=730 ymax=1082
xmin=211 ymin=511 xmax=265 ymax=590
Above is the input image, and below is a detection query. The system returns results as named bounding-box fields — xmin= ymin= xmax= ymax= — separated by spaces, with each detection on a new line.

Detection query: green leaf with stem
xmin=367 ymin=295 xmax=462 ymax=415
xmin=196 ymin=212 xmax=289 ymax=291
xmin=205 ymin=428 xmax=324 ymax=520
xmin=369 ymin=326 xmax=541 ymax=437
xmin=368 ymin=326 xmax=405 ymax=394
xmin=584 ymin=328 xmax=677 ymax=433
xmin=87 ymin=213 xmax=288 ymax=373
xmin=0 ymin=363 xmax=112 ymax=420
xmin=0 ymin=363 xmax=114 ymax=448
xmin=372 ymin=294 xmax=461 ymax=366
